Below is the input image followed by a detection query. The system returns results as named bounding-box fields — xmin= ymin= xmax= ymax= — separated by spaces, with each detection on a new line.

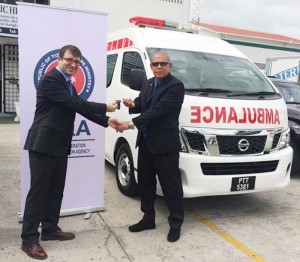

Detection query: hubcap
xmin=118 ymin=152 xmax=131 ymax=186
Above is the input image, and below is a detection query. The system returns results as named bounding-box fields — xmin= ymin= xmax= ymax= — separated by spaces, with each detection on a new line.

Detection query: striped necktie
xmin=153 ymin=79 xmax=160 ymax=93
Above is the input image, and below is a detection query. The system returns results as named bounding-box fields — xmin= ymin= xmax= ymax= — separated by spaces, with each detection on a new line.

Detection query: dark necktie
xmin=67 ymin=79 xmax=73 ymax=95
xmin=153 ymin=80 xmax=160 ymax=93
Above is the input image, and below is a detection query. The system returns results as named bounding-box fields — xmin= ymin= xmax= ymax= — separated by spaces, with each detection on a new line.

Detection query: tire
xmin=290 ymin=134 xmax=300 ymax=176
xmin=115 ymin=143 xmax=139 ymax=196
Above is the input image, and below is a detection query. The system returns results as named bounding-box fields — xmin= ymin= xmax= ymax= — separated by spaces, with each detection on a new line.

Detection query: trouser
xmin=21 ymin=151 xmax=68 ymax=244
xmin=137 ymin=138 xmax=184 ymax=229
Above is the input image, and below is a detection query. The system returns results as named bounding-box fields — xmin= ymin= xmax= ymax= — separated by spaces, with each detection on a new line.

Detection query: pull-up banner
xmin=18 ymin=3 xmax=108 ymax=220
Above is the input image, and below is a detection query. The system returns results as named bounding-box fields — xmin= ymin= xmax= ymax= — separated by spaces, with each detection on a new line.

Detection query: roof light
xmin=129 ymin=16 xmax=198 ymax=33
xmin=129 ymin=16 xmax=166 ymax=27
xmin=129 ymin=16 xmax=178 ymax=29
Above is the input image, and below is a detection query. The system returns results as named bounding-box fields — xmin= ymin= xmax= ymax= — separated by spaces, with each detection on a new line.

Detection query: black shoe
xmin=41 ymin=229 xmax=75 ymax=241
xmin=129 ymin=220 xmax=156 ymax=232
xmin=167 ymin=228 xmax=181 ymax=242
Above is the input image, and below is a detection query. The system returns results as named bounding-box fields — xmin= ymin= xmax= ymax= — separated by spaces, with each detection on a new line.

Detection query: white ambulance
xmin=105 ymin=16 xmax=293 ymax=197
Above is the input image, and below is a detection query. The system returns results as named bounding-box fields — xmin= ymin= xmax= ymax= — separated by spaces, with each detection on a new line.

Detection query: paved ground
xmin=1 ymin=123 xmax=300 ymax=262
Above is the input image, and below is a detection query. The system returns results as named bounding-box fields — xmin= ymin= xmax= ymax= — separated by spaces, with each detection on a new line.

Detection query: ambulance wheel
xmin=290 ymin=134 xmax=300 ymax=176
xmin=115 ymin=143 xmax=138 ymax=196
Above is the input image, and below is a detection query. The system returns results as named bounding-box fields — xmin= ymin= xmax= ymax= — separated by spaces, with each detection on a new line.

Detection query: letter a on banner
xmin=18 ymin=3 xmax=108 ymax=220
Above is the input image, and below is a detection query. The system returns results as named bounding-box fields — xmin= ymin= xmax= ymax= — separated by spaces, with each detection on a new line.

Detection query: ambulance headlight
xmin=278 ymin=128 xmax=290 ymax=149
xmin=179 ymin=132 xmax=188 ymax=152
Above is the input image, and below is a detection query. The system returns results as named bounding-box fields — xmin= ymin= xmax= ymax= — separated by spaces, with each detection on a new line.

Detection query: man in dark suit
xmin=121 ymin=51 xmax=185 ymax=242
xmin=21 ymin=45 xmax=119 ymax=260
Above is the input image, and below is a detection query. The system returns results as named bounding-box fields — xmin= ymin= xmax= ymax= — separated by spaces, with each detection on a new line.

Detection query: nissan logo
xmin=238 ymin=138 xmax=250 ymax=152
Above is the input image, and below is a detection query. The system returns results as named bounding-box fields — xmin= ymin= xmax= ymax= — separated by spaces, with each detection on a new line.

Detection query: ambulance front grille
xmin=181 ymin=128 xmax=282 ymax=156
xmin=183 ymin=132 xmax=206 ymax=151
xmin=217 ymin=136 xmax=267 ymax=154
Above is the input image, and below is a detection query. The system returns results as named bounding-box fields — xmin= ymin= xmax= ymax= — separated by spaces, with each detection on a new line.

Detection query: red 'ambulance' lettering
xmin=190 ymin=106 xmax=280 ymax=124
xmin=203 ymin=106 xmax=214 ymax=123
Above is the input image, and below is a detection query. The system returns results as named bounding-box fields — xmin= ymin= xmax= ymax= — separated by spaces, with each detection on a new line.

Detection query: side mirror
xmin=130 ymin=69 xmax=147 ymax=91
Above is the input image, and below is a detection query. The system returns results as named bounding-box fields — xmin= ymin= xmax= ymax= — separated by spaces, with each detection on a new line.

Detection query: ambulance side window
xmin=121 ymin=52 xmax=145 ymax=87
xmin=107 ymin=54 xmax=118 ymax=88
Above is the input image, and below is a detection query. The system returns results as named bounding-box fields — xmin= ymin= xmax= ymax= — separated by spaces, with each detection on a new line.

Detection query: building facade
xmin=1 ymin=0 xmax=300 ymax=114
xmin=0 ymin=0 xmax=48 ymax=114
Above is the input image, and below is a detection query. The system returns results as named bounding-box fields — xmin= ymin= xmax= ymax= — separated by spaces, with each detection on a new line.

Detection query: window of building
xmin=3 ymin=44 xmax=19 ymax=113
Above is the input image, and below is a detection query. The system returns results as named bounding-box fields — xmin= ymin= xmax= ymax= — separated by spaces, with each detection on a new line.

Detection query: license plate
xmin=231 ymin=176 xmax=256 ymax=191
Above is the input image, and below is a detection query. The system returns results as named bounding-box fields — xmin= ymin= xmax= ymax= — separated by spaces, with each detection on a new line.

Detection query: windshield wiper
xmin=186 ymin=88 xmax=231 ymax=93
xmin=228 ymin=91 xmax=279 ymax=97
xmin=286 ymin=101 xmax=300 ymax=105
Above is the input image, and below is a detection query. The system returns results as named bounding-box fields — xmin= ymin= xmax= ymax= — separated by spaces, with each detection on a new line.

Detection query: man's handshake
xmin=107 ymin=98 xmax=136 ymax=132
xmin=107 ymin=119 xmax=134 ymax=133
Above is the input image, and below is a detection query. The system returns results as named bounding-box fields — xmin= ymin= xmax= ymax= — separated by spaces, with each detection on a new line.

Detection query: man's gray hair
xmin=151 ymin=51 xmax=171 ymax=62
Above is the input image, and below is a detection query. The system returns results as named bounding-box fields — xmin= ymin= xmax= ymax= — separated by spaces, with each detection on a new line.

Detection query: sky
xmin=197 ymin=0 xmax=300 ymax=40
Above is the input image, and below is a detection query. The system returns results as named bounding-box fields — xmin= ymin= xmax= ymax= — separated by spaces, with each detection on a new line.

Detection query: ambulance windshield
xmin=147 ymin=48 xmax=278 ymax=98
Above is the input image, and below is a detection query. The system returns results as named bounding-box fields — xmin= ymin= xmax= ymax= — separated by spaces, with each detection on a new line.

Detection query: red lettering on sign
xmin=274 ymin=110 xmax=280 ymax=124
xmin=228 ymin=107 xmax=238 ymax=123
xmin=265 ymin=108 xmax=274 ymax=124
xmin=215 ymin=107 xmax=226 ymax=123
xmin=203 ymin=106 xmax=213 ymax=123
xmin=257 ymin=108 xmax=265 ymax=123
xmin=191 ymin=106 xmax=200 ymax=123
xmin=247 ymin=108 xmax=257 ymax=124
xmin=239 ymin=108 xmax=247 ymax=123
xmin=190 ymin=106 xmax=281 ymax=125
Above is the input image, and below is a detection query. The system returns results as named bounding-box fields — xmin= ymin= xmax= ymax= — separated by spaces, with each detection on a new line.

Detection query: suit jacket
xmin=24 ymin=68 xmax=109 ymax=157
xmin=130 ymin=73 xmax=184 ymax=154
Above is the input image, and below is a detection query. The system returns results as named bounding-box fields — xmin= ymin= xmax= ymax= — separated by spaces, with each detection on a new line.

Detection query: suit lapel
xmin=144 ymin=79 xmax=154 ymax=105
xmin=143 ymin=74 xmax=173 ymax=108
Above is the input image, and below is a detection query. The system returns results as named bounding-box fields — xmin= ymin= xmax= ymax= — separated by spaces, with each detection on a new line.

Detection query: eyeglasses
xmin=62 ymin=57 xmax=81 ymax=66
xmin=151 ymin=61 xmax=169 ymax=67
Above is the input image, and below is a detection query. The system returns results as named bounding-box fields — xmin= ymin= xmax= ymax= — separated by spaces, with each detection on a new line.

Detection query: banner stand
xmin=18 ymin=204 xmax=105 ymax=222
xmin=18 ymin=3 xmax=108 ymax=221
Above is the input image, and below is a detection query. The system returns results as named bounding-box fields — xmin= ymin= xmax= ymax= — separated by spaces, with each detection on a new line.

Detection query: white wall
xmin=233 ymin=44 xmax=300 ymax=64
xmin=49 ymin=0 xmax=300 ymax=68
xmin=50 ymin=0 xmax=183 ymax=32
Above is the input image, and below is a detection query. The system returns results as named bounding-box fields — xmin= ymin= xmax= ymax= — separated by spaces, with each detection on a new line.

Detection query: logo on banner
xmin=33 ymin=49 xmax=95 ymax=100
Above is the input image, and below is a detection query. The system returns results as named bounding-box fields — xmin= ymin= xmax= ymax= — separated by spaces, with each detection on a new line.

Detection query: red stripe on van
xmin=112 ymin=40 xmax=118 ymax=50
xmin=107 ymin=42 xmax=112 ymax=51
xmin=107 ymin=38 xmax=134 ymax=50
xmin=117 ymin=39 xmax=123 ymax=49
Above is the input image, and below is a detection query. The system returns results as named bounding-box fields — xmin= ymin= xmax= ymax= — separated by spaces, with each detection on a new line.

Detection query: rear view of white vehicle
xmin=105 ymin=17 xmax=293 ymax=197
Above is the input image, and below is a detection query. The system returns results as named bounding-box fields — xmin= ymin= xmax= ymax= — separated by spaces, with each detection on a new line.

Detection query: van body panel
xmin=105 ymin=26 xmax=292 ymax=197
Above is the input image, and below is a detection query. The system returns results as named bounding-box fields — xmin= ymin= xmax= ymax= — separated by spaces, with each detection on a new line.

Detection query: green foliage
xmin=8 ymin=76 xmax=19 ymax=92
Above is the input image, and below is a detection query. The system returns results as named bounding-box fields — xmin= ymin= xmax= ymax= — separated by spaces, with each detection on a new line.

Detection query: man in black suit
xmin=121 ymin=51 xmax=185 ymax=242
xmin=21 ymin=45 xmax=119 ymax=260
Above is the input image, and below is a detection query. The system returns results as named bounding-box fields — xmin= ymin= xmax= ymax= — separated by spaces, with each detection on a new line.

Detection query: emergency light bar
xmin=129 ymin=16 xmax=199 ymax=34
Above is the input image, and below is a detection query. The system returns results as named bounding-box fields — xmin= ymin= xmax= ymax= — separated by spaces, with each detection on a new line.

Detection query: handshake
xmin=106 ymin=98 xmax=136 ymax=133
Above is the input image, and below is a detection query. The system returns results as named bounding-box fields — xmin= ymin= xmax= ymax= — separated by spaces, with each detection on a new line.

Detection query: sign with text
xmin=18 ymin=3 xmax=108 ymax=219
xmin=0 ymin=2 xmax=18 ymax=37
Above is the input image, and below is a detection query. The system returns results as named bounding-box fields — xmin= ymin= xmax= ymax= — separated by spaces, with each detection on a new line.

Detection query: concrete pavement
xmin=0 ymin=124 xmax=203 ymax=262
xmin=1 ymin=123 xmax=300 ymax=262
